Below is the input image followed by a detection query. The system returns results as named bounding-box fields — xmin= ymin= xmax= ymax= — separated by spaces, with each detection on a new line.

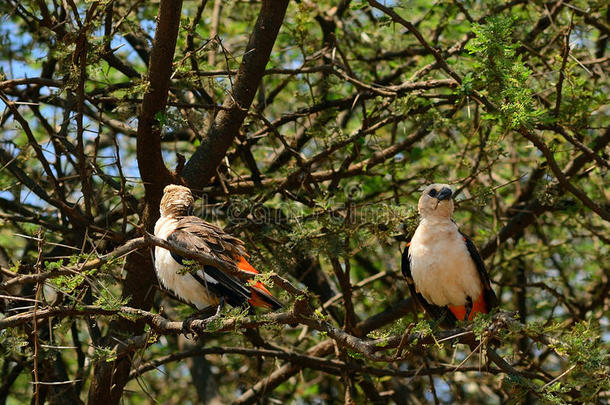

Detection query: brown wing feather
xmin=174 ymin=216 xmax=246 ymax=266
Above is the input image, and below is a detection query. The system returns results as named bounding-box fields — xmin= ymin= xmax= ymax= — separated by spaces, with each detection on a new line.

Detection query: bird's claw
xmin=181 ymin=300 xmax=225 ymax=338
xmin=182 ymin=316 xmax=198 ymax=339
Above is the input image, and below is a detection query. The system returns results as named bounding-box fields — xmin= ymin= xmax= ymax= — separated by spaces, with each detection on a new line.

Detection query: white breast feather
xmin=153 ymin=216 xmax=219 ymax=309
xmin=409 ymin=219 xmax=483 ymax=307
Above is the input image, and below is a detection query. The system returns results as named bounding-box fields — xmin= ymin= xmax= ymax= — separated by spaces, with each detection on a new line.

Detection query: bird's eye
xmin=428 ymin=189 xmax=438 ymax=197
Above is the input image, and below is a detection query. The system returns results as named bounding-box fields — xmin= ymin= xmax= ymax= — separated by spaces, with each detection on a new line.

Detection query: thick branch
xmin=89 ymin=1 xmax=184 ymax=403
xmin=135 ymin=0 xmax=183 ymax=195
xmin=182 ymin=0 xmax=290 ymax=188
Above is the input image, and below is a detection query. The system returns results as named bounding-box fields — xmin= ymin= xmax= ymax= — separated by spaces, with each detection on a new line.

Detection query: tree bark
xmin=87 ymin=0 xmax=183 ymax=402
xmin=182 ymin=0 xmax=290 ymax=188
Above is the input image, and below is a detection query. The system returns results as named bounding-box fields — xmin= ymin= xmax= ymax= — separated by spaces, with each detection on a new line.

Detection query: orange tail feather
xmin=237 ymin=256 xmax=258 ymax=274
xmin=470 ymin=293 xmax=488 ymax=318
xmin=248 ymin=291 xmax=273 ymax=309
xmin=237 ymin=256 xmax=281 ymax=309
xmin=448 ymin=293 xmax=488 ymax=321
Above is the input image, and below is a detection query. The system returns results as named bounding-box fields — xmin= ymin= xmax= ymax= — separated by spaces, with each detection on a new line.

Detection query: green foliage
xmin=466 ymin=15 xmax=545 ymax=129
xmin=154 ymin=111 xmax=167 ymax=127
xmin=0 ymin=327 xmax=29 ymax=358
xmin=346 ymin=349 xmax=365 ymax=359
xmin=45 ymin=256 xmax=99 ymax=293
xmin=549 ymin=321 xmax=608 ymax=401
xmin=248 ymin=271 xmax=273 ymax=288
xmin=222 ymin=305 xmax=251 ymax=332
xmin=95 ymin=288 xmax=129 ymax=312
xmin=92 ymin=346 xmax=118 ymax=363
xmin=49 ymin=273 xmax=85 ymax=293
xmin=176 ymin=258 xmax=198 ymax=275
xmin=471 ymin=311 xmax=494 ymax=342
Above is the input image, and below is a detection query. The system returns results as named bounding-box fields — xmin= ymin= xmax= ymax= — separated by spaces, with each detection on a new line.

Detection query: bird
xmin=153 ymin=184 xmax=283 ymax=316
xmin=401 ymin=184 xmax=497 ymax=328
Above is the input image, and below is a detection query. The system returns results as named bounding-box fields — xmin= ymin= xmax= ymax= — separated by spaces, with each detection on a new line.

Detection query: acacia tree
xmin=0 ymin=0 xmax=608 ymax=403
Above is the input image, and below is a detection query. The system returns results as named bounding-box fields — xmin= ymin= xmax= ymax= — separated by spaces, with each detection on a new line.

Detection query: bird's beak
xmin=436 ymin=187 xmax=453 ymax=201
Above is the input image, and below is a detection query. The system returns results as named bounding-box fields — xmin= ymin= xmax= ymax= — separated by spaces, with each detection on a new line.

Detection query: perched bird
xmin=153 ymin=185 xmax=283 ymax=313
xmin=402 ymin=184 xmax=497 ymax=327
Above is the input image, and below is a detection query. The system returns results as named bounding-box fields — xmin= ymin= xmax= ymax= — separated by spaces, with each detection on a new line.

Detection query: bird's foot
xmin=182 ymin=312 xmax=205 ymax=339
xmin=181 ymin=298 xmax=226 ymax=338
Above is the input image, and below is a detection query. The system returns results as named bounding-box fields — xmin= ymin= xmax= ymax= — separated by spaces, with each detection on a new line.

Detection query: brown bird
xmin=153 ymin=185 xmax=282 ymax=312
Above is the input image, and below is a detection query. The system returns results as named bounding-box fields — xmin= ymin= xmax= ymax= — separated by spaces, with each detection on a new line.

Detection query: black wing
xmin=460 ymin=232 xmax=498 ymax=310
xmin=401 ymin=243 xmax=457 ymax=327
xmin=167 ymin=230 xmax=253 ymax=307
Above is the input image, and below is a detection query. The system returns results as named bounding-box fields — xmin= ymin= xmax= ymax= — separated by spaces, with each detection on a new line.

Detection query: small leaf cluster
xmin=466 ymin=15 xmax=544 ymax=129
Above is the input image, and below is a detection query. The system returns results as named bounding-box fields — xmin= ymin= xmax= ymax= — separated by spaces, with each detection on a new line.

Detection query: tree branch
xmin=182 ymin=0 xmax=290 ymax=188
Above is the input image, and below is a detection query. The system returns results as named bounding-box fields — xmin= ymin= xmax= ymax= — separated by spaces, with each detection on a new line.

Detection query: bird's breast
xmin=409 ymin=221 xmax=483 ymax=307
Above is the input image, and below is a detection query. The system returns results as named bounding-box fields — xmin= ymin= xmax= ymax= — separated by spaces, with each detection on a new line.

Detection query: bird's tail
xmin=249 ymin=289 xmax=283 ymax=310
xmin=237 ymin=256 xmax=283 ymax=310
xmin=448 ymin=293 xmax=488 ymax=321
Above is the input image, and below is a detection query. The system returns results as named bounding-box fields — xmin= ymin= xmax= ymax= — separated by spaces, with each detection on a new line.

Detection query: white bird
xmin=402 ymin=184 xmax=497 ymax=326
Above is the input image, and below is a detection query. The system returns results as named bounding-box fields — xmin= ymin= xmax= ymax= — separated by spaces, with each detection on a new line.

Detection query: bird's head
xmin=417 ymin=184 xmax=454 ymax=219
xmin=160 ymin=184 xmax=194 ymax=218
